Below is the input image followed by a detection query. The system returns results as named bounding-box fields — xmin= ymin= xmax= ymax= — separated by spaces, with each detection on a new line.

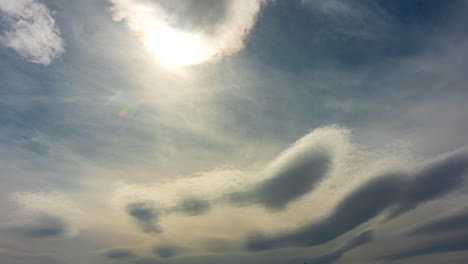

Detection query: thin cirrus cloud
xmin=108 ymin=0 xmax=266 ymax=65
xmin=0 ymin=0 xmax=64 ymax=65
xmin=246 ymin=147 xmax=468 ymax=251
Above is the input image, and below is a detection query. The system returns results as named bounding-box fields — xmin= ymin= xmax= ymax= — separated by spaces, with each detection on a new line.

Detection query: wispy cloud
xmin=0 ymin=0 xmax=64 ymax=65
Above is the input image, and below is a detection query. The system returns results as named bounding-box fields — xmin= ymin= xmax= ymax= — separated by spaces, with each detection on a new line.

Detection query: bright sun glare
xmin=143 ymin=25 xmax=213 ymax=66
xmin=126 ymin=14 xmax=216 ymax=67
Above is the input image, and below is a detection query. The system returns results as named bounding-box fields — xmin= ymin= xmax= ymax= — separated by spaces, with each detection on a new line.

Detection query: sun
xmin=125 ymin=15 xmax=216 ymax=67
xmin=142 ymin=25 xmax=214 ymax=67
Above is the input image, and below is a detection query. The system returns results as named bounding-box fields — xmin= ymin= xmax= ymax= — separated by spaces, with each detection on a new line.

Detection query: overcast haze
xmin=1 ymin=1 xmax=468 ymax=264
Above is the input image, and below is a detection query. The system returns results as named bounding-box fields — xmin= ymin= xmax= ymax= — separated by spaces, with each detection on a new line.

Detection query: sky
xmin=1 ymin=0 xmax=468 ymax=264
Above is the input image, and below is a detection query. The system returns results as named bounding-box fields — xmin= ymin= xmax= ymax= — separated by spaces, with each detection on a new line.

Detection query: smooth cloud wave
xmin=245 ymin=147 xmax=468 ymax=251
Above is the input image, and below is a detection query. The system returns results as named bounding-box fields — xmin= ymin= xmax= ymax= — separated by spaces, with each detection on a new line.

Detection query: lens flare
xmin=117 ymin=105 xmax=135 ymax=120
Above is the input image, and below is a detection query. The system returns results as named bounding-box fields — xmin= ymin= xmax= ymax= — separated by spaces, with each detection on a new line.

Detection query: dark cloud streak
xmin=229 ymin=150 xmax=332 ymax=210
xmin=406 ymin=209 xmax=468 ymax=236
xmin=245 ymin=147 xmax=468 ymax=251
xmin=246 ymin=175 xmax=403 ymax=251
xmin=154 ymin=245 xmax=182 ymax=258
xmin=307 ymin=230 xmax=374 ymax=264
xmin=379 ymin=235 xmax=468 ymax=261
xmin=127 ymin=202 xmax=162 ymax=233
xmin=176 ymin=198 xmax=211 ymax=216
xmin=388 ymin=148 xmax=468 ymax=219
xmin=21 ymin=215 xmax=67 ymax=238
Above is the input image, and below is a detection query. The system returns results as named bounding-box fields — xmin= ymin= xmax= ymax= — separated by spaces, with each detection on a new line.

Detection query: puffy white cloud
xmin=0 ymin=0 xmax=64 ymax=65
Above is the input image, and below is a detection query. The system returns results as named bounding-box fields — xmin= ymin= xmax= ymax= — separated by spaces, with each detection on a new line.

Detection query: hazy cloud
xmin=24 ymin=216 xmax=67 ymax=238
xmin=127 ymin=202 xmax=162 ymax=233
xmin=154 ymin=245 xmax=182 ymax=258
xmin=406 ymin=209 xmax=468 ymax=236
xmin=176 ymin=198 xmax=211 ymax=216
xmin=144 ymin=0 xmax=230 ymax=33
xmin=1 ymin=1 xmax=468 ymax=264
xmin=0 ymin=0 xmax=64 ymax=64
xmin=306 ymin=230 xmax=374 ymax=264
xmin=105 ymin=249 xmax=137 ymax=259
xmin=18 ymin=215 xmax=68 ymax=238
xmin=379 ymin=235 xmax=468 ymax=261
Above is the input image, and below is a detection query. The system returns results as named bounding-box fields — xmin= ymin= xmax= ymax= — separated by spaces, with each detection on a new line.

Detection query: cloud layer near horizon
xmin=5 ymin=125 xmax=466 ymax=264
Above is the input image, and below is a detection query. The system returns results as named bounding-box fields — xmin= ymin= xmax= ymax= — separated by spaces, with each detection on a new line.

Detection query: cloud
xmin=245 ymin=146 xmax=468 ymax=251
xmin=0 ymin=0 xmax=64 ymax=65
xmin=306 ymin=230 xmax=373 ymax=264
xmin=9 ymin=214 xmax=68 ymax=239
xmin=105 ymin=249 xmax=137 ymax=259
xmin=154 ymin=245 xmax=182 ymax=258
xmin=388 ymin=147 xmax=468 ymax=219
xmin=0 ymin=254 xmax=65 ymax=264
xmin=202 ymin=239 xmax=236 ymax=253
xmin=23 ymin=215 xmax=67 ymax=238
xmin=379 ymin=235 xmax=468 ymax=261
xmin=300 ymin=0 xmax=388 ymax=35
xmin=127 ymin=202 xmax=162 ymax=233
xmin=175 ymin=198 xmax=211 ymax=216
xmin=227 ymin=134 xmax=332 ymax=210
xmin=108 ymin=0 xmax=266 ymax=65
xmin=406 ymin=209 xmax=468 ymax=236
xmin=4 ymin=192 xmax=82 ymax=238
xmin=131 ymin=258 xmax=160 ymax=264
xmin=246 ymin=174 xmax=403 ymax=251
xmin=114 ymin=126 xmax=350 ymax=229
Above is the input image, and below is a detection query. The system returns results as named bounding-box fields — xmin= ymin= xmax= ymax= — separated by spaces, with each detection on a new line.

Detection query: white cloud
xmin=108 ymin=0 xmax=265 ymax=66
xmin=0 ymin=0 xmax=65 ymax=65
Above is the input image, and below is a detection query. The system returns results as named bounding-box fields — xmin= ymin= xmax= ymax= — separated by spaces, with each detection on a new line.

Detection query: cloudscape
xmin=1 ymin=1 xmax=468 ymax=264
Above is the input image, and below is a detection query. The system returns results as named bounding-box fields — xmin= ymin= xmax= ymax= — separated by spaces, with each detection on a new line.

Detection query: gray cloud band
xmin=245 ymin=148 xmax=468 ymax=251
xmin=304 ymin=230 xmax=374 ymax=264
